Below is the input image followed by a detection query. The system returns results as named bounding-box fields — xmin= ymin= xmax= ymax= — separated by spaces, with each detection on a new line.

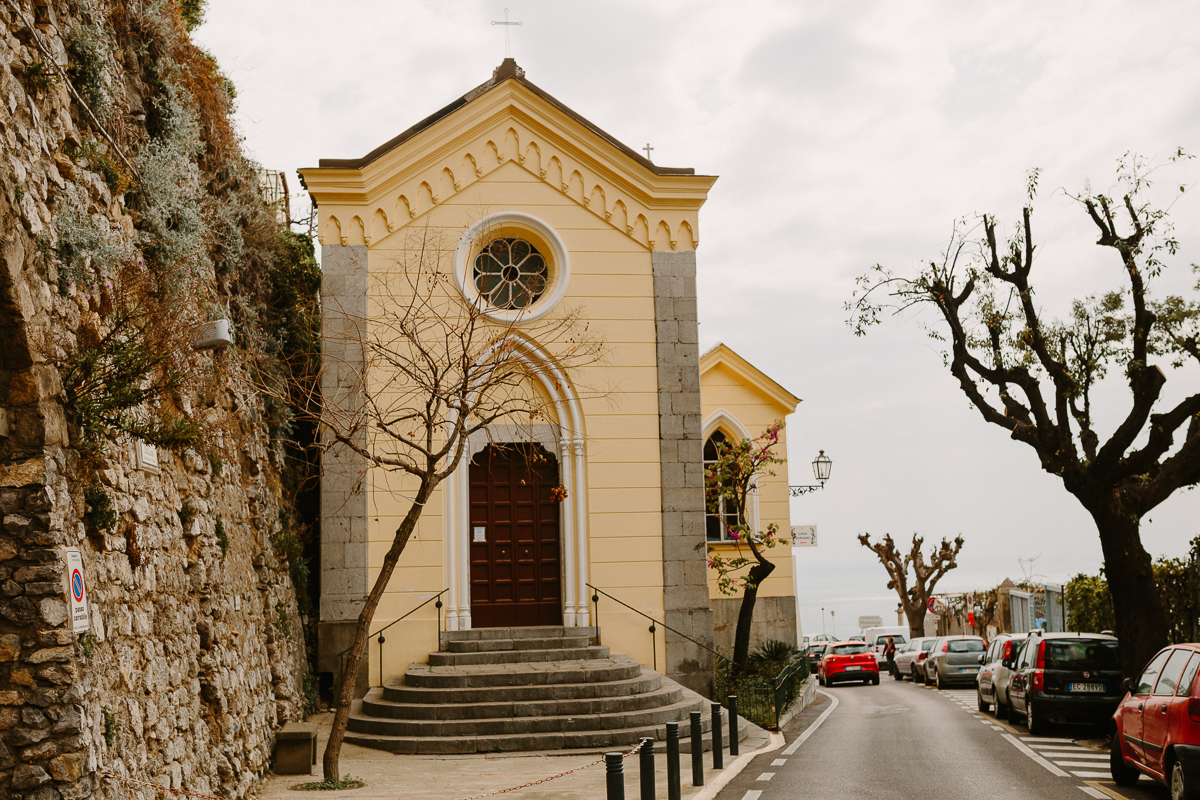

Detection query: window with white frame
xmin=704 ymin=430 xmax=744 ymax=542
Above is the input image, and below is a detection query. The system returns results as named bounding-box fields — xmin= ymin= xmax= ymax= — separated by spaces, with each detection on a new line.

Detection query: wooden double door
xmin=468 ymin=444 xmax=563 ymax=628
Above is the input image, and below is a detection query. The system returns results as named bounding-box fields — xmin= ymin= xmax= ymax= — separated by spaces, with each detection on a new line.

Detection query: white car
xmin=976 ymin=633 xmax=1029 ymax=716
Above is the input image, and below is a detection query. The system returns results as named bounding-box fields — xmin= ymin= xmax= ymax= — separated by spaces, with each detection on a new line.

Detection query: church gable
xmin=302 ymin=60 xmax=714 ymax=253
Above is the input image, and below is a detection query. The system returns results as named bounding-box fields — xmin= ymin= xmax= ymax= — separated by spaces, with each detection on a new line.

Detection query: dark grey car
xmin=923 ymin=635 xmax=987 ymax=689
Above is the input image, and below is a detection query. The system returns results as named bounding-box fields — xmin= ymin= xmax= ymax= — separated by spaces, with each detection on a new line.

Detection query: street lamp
xmin=789 ymin=450 xmax=833 ymax=496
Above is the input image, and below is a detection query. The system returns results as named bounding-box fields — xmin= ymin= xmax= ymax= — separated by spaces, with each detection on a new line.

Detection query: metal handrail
xmin=585 ymin=583 xmax=731 ymax=669
xmin=336 ymin=589 xmax=448 ymax=688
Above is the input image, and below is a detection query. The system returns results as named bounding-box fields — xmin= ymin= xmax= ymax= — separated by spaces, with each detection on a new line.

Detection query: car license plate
xmin=1069 ymin=682 xmax=1105 ymax=693
xmin=960 ymin=667 xmax=979 ymax=673
xmin=845 ymin=666 xmax=862 ymax=671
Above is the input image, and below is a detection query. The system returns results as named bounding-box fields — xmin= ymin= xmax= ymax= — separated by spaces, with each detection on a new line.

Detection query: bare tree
xmin=272 ymin=226 xmax=602 ymax=783
xmin=848 ymin=153 xmax=1200 ymax=676
xmin=858 ymin=533 xmax=965 ymax=639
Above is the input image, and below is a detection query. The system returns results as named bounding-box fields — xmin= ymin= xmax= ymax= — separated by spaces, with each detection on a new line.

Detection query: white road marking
xmin=1071 ymin=771 xmax=1111 ymax=779
xmin=1003 ymin=733 xmax=1071 ymax=777
xmin=1048 ymin=754 xmax=1108 ymax=761
xmin=740 ymin=792 xmax=763 ymax=800
xmin=771 ymin=759 xmax=786 ymax=766
xmin=756 ymin=773 xmax=774 ymax=781
xmin=1080 ymin=788 xmax=1108 ymax=799
xmin=1024 ymin=736 xmax=1075 ymax=743
xmin=1055 ymin=761 xmax=1113 ymax=768
xmin=782 ymin=690 xmax=840 ymax=756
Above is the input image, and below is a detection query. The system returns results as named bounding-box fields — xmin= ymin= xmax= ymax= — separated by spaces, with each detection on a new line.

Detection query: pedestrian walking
xmin=884 ymin=636 xmax=897 ymax=676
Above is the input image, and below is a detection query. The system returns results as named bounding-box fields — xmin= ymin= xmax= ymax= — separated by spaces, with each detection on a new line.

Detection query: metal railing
xmin=714 ymin=652 xmax=809 ymax=730
xmin=586 ymin=583 xmax=731 ymax=673
xmin=335 ymin=589 xmax=448 ymax=688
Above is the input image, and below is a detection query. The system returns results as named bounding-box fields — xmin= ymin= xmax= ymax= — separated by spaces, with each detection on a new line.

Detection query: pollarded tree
xmin=848 ymin=153 xmax=1200 ymax=677
xmin=858 ymin=533 xmax=964 ymax=639
xmin=706 ymin=421 xmax=787 ymax=674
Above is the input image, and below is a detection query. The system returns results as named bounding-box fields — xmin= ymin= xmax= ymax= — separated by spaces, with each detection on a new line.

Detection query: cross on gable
xmin=491 ymin=8 xmax=522 ymax=58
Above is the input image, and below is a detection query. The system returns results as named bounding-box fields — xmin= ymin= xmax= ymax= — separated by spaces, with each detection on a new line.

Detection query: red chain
xmin=453 ymin=738 xmax=651 ymax=800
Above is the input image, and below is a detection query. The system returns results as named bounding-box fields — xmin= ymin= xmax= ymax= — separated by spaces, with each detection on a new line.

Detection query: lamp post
xmin=789 ymin=450 xmax=832 ymax=496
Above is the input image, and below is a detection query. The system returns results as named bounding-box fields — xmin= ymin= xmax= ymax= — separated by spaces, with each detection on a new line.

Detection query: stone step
xmin=445 ymin=635 xmax=590 ymax=653
xmin=383 ymin=669 xmax=664 ymax=706
xmin=348 ymin=692 xmax=703 ymax=738
xmin=344 ymin=700 xmax=755 ymax=756
xmin=363 ymin=682 xmax=682 ymax=721
xmin=428 ymin=644 xmax=609 ymax=666
xmin=402 ymin=656 xmax=641 ymax=689
xmin=441 ymin=626 xmax=595 ymax=643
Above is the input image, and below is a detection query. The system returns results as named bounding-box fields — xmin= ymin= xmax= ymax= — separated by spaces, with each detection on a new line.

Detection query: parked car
xmin=1111 ymin=643 xmax=1200 ymax=797
xmin=805 ymin=634 xmax=837 ymax=645
xmin=894 ymin=636 xmax=939 ymax=681
xmin=862 ymin=626 xmax=909 ymax=669
xmin=818 ymin=641 xmax=880 ymax=686
xmin=977 ymin=633 xmax=1030 ymax=715
xmin=803 ymin=643 xmax=827 ymax=674
xmin=922 ymin=635 xmax=987 ymax=689
xmin=1006 ymin=631 xmax=1122 ymax=734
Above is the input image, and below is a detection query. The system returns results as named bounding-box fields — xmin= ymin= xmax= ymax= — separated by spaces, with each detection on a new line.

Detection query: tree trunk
xmin=1091 ymin=507 xmax=1169 ymax=678
xmin=322 ymin=483 xmax=431 ymax=782
xmin=903 ymin=603 xmax=926 ymax=640
xmin=732 ymin=559 xmax=775 ymax=674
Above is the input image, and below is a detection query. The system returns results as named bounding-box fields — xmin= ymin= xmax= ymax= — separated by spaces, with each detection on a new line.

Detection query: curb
xmin=688 ymin=731 xmax=786 ymax=800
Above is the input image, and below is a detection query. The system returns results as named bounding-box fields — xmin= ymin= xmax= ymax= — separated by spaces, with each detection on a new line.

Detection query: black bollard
xmin=606 ymin=752 xmax=625 ymax=800
xmin=689 ymin=711 xmax=704 ymax=786
xmin=727 ymin=695 xmax=739 ymax=757
xmin=639 ymin=737 xmax=655 ymax=800
xmin=711 ymin=702 xmax=723 ymax=769
xmin=665 ymin=722 xmax=681 ymax=800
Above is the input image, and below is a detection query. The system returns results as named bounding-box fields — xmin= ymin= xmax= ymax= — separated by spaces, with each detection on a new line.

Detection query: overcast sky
xmin=199 ymin=1 xmax=1200 ymax=639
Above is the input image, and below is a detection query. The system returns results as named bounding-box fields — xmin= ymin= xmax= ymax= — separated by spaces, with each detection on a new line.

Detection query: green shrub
xmin=83 ymin=486 xmax=117 ymax=537
xmin=20 ymin=60 xmax=59 ymax=95
xmin=102 ymin=707 xmax=117 ymax=747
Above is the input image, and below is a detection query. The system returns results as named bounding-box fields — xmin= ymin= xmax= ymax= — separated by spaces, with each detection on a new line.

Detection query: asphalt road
xmin=715 ymin=675 xmax=1171 ymax=800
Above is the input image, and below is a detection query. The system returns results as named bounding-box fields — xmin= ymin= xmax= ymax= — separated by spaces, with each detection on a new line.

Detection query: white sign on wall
xmin=790 ymin=525 xmax=817 ymax=547
xmin=473 ymin=527 xmax=486 ymax=543
xmin=65 ymin=549 xmax=89 ymax=633
xmin=858 ymin=615 xmax=884 ymax=629
xmin=135 ymin=440 xmax=160 ymax=473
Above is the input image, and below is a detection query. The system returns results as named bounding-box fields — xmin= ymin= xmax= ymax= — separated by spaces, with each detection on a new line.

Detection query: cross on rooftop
xmin=643 ymin=143 xmax=654 ymax=160
xmin=491 ymin=8 xmax=522 ymax=58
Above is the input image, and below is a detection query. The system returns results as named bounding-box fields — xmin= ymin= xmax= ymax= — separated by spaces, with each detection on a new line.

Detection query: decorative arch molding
xmin=442 ymin=335 xmax=591 ymax=630
xmin=338 ymin=121 xmax=700 ymax=253
xmin=701 ymin=408 xmax=752 ymax=441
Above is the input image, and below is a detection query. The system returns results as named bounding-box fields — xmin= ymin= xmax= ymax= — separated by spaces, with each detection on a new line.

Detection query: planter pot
xmin=194 ymin=319 xmax=234 ymax=350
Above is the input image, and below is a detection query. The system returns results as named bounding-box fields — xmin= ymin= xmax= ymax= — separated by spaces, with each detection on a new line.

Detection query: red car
xmin=818 ymin=640 xmax=880 ymax=686
xmin=1111 ymin=643 xmax=1200 ymax=798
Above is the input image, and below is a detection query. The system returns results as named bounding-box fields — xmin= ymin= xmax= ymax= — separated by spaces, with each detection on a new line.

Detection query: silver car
xmin=922 ymin=635 xmax=987 ymax=689
xmin=976 ymin=633 xmax=1028 ymax=716
xmin=893 ymin=636 xmax=939 ymax=681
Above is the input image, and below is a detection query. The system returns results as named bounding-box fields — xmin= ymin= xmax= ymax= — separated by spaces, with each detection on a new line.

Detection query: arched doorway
xmin=469 ymin=443 xmax=564 ymax=627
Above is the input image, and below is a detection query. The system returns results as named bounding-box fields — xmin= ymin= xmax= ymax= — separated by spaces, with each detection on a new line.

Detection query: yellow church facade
xmin=300 ymin=60 xmax=802 ymax=697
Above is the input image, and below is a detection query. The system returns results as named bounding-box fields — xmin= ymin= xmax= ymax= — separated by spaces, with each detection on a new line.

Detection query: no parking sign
xmin=64 ymin=550 xmax=89 ymax=633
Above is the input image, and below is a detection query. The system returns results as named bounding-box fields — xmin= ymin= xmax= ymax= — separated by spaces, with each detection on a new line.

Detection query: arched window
xmin=704 ymin=430 xmax=744 ymax=542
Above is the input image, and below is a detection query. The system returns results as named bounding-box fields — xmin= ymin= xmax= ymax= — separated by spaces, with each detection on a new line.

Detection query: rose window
xmin=473 ymin=238 xmax=549 ymax=310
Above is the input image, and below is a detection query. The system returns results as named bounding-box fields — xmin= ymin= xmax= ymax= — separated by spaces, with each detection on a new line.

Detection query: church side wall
xmin=701 ymin=362 xmax=799 ymax=656
xmin=652 ymin=251 xmax=715 ymax=697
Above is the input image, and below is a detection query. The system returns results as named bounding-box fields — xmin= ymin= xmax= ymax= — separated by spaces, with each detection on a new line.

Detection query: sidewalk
xmin=256 ymin=712 xmax=780 ymax=800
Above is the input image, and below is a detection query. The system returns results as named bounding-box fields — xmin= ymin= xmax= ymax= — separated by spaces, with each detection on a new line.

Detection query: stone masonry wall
xmin=0 ymin=1 xmax=311 ymax=797
xmin=651 ymin=250 xmax=715 ymax=697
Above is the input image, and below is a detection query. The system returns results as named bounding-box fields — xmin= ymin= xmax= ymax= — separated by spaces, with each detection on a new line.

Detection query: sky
xmin=197 ymin=0 xmax=1200 ymax=640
